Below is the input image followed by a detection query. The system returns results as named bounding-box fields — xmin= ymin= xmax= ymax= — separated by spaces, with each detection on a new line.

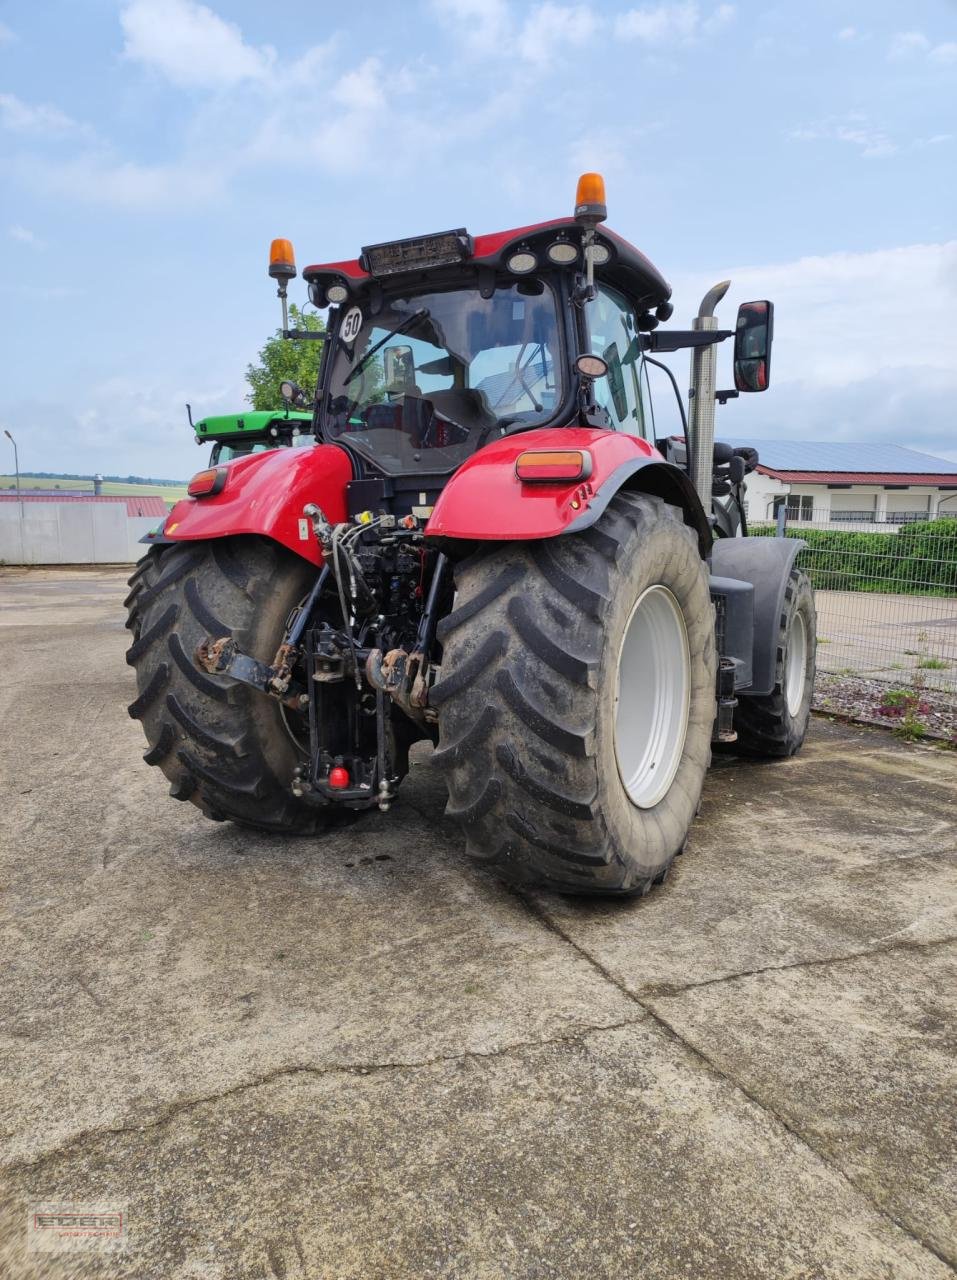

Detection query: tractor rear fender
xmin=425 ymin=428 xmax=711 ymax=556
xmin=155 ymin=444 xmax=354 ymax=567
xmin=711 ymin=536 xmax=806 ymax=696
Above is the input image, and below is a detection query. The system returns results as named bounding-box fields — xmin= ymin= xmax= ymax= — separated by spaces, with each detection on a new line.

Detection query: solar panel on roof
xmin=720 ymin=439 xmax=957 ymax=474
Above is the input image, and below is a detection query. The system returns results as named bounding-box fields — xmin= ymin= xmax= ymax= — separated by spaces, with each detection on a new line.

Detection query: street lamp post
xmin=3 ymin=429 xmax=24 ymax=564
xmin=3 ymin=429 xmax=19 ymax=500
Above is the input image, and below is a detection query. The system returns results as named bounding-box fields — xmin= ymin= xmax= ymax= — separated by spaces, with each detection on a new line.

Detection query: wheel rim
xmin=614 ymin=585 xmax=691 ymax=810
xmin=785 ymin=609 xmax=808 ymax=716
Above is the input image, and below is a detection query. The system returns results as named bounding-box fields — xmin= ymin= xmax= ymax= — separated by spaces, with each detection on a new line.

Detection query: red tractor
xmin=126 ymin=174 xmax=815 ymax=896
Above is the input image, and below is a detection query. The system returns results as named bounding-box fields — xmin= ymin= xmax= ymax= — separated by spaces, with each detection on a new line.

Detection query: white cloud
xmin=8 ymin=225 xmax=44 ymax=248
xmin=120 ymin=0 xmax=276 ymax=88
xmin=889 ymin=29 xmax=957 ymax=63
xmin=283 ymin=40 xmax=336 ymax=88
xmin=616 ymin=2 xmax=696 ymax=43
xmin=729 ymin=242 xmax=956 ymax=385
xmin=929 ymin=42 xmax=957 ymax=64
xmin=890 ymin=30 xmax=930 ymax=57
xmin=702 ymin=4 xmax=735 ymax=34
xmin=517 ymin=4 xmax=601 ymax=65
xmin=8 ymin=373 xmax=249 ymax=479
xmin=790 ymin=115 xmax=897 ymax=159
xmin=432 ymin=0 xmax=600 ymax=66
xmin=837 ymin=26 xmax=857 ymax=40
xmin=27 ymin=152 xmax=227 ymax=210
xmin=0 ymin=21 xmax=16 ymax=44
xmin=615 ymin=2 xmax=733 ymax=44
xmin=330 ymin=57 xmax=387 ymax=113
xmin=0 ymin=92 xmax=84 ymax=137
xmin=431 ymin=0 xmax=510 ymax=54
xmin=664 ymin=241 xmax=957 ymax=457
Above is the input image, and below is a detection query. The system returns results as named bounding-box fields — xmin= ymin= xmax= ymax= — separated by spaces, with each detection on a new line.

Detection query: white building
xmin=730 ymin=440 xmax=957 ymax=529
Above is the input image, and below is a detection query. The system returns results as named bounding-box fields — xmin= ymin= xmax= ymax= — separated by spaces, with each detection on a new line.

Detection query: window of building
xmin=777 ymin=494 xmax=814 ymax=521
xmin=885 ymin=495 xmax=929 ymax=524
xmin=829 ymin=493 xmax=876 ymax=523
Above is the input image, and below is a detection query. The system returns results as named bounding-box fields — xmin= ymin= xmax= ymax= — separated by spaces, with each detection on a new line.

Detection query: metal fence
xmin=750 ymin=516 xmax=957 ymax=697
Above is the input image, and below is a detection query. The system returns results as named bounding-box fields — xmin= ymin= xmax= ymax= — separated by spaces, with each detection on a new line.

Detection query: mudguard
xmin=159 ymin=444 xmax=354 ymax=567
xmin=425 ymin=428 xmax=711 ymax=555
xmin=711 ymin=536 xmax=806 ymax=696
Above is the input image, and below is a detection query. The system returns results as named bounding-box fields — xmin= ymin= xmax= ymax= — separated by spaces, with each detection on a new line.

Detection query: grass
xmin=918 ymin=657 xmax=950 ymax=670
xmin=876 ymin=688 xmax=931 ymax=740
xmin=0 ymin=475 xmax=187 ymax=504
xmin=895 ymin=716 xmax=927 ymax=742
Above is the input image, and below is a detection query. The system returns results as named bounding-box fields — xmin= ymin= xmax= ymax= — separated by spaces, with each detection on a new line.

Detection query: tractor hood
xmin=195 ymin=409 xmax=314 ymax=442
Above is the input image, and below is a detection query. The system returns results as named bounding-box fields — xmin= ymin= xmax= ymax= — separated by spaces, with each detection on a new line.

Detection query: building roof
xmin=757 ymin=469 xmax=957 ymax=487
xmin=723 ymin=438 xmax=957 ymax=475
xmin=0 ymin=493 xmax=168 ymax=516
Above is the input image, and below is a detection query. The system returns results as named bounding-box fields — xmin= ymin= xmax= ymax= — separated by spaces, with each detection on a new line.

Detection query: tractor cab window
xmin=586 ymin=284 xmax=650 ymax=439
xmin=323 ymin=282 xmax=563 ymax=474
xmin=210 ymin=440 xmax=274 ymax=464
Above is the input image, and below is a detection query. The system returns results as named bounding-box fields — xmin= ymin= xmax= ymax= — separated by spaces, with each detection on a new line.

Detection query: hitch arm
xmin=195 ymin=637 xmax=306 ymax=711
xmin=194 ymin=565 xmax=332 ymax=708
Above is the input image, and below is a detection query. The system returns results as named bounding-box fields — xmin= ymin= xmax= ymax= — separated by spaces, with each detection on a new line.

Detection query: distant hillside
xmin=0 ymin=473 xmax=188 ymax=505
xmin=11 ymin=470 xmax=187 ymax=485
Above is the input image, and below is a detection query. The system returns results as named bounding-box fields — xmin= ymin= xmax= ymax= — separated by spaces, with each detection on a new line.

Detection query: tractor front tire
xmin=125 ymin=536 xmax=325 ymax=832
xmin=433 ymin=493 xmax=716 ymax=896
xmin=726 ymin=567 xmax=816 ymax=758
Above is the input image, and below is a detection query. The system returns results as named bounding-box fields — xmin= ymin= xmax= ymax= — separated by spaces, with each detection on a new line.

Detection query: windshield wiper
xmin=343 ymin=308 xmax=430 ymax=386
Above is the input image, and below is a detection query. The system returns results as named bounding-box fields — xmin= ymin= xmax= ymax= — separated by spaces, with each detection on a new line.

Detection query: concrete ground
xmin=1 ymin=566 xmax=955 ymax=1280
xmin=816 ymin=588 xmax=957 ymax=690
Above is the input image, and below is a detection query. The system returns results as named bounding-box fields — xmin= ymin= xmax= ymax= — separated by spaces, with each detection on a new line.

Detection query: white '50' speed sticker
xmin=340 ymin=306 xmax=363 ymax=344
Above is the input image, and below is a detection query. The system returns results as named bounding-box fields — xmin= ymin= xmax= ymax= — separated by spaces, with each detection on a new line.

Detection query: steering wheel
xmin=491 ymin=342 xmax=544 ymax=413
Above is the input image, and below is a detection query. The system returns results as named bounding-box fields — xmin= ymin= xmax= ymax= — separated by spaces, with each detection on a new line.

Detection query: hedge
xmin=748 ymin=518 xmax=957 ymax=596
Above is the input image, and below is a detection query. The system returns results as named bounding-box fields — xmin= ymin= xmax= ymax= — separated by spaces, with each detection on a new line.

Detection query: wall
xmin=742 ymin=470 xmax=788 ymax=522
xmin=744 ymin=477 xmax=957 ymax=530
xmin=0 ymin=502 xmax=160 ymax=565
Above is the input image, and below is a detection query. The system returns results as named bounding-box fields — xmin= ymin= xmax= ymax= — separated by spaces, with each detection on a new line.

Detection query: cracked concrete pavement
xmin=1 ymin=566 xmax=955 ymax=1278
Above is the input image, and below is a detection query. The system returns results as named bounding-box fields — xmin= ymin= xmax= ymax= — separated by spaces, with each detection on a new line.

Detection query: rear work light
xmin=361 ymin=229 xmax=472 ymax=277
xmin=187 ymin=467 xmax=227 ymax=498
xmin=515 ymin=449 xmax=593 ymax=484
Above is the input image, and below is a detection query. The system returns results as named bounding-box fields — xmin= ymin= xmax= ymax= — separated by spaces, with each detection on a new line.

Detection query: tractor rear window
xmin=323 ymin=282 xmax=563 ymax=473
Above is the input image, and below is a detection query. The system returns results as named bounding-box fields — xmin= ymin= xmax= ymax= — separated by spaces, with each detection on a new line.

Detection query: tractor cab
xmin=264 ymin=175 xmax=772 ymax=543
xmin=191 ymin=409 xmax=315 ymax=466
xmin=292 ymin=190 xmax=675 ymax=482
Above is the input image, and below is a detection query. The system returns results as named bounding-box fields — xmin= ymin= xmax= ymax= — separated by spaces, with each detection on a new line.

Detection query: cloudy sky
xmin=1 ymin=0 xmax=955 ymax=479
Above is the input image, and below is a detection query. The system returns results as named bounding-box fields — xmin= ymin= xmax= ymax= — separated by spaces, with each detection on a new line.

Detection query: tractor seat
xmin=422 ymin=388 xmax=496 ymax=436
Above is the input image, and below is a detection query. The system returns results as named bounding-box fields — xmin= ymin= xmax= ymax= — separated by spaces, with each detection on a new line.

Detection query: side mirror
xmin=733 ymin=300 xmax=774 ymax=393
xmin=384 ymin=344 xmax=415 ymax=392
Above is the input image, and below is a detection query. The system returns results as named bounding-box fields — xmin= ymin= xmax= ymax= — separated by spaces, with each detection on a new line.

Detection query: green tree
xmin=245 ymin=305 xmax=325 ymax=410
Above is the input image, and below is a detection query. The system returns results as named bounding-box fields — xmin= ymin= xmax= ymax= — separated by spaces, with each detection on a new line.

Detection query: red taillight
xmin=515 ymin=449 xmax=592 ymax=484
xmin=187 ymin=467 xmax=227 ymax=498
xmin=328 ymin=765 xmax=350 ymax=789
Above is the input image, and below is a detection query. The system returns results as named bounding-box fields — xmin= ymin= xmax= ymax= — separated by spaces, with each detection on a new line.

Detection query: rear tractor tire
xmin=125 ymin=536 xmax=325 ymax=832
xmin=726 ymin=567 xmax=816 ymax=758
xmin=433 ymin=493 xmax=717 ymax=896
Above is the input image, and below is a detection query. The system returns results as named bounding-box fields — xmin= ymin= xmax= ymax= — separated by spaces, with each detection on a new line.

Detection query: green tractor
xmin=190 ymin=406 xmax=315 ymax=465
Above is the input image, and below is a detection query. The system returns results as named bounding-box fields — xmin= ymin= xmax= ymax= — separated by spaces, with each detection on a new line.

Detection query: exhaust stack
xmin=688 ymin=280 xmax=730 ymax=508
